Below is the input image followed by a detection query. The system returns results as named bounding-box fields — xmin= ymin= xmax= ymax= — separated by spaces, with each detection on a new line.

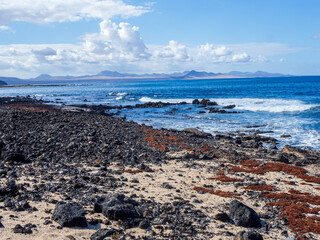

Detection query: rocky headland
xmin=0 ymin=97 xmax=319 ymax=240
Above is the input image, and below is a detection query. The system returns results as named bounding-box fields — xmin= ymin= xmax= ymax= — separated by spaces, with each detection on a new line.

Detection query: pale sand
xmin=1 ymin=158 xmax=320 ymax=240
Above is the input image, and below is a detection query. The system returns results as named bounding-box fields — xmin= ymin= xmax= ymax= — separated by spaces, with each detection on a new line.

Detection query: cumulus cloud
xmin=198 ymin=44 xmax=232 ymax=57
xmin=153 ymin=40 xmax=189 ymax=60
xmin=83 ymin=20 xmax=149 ymax=59
xmin=232 ymin=52 xmax=250 ymax=62
xmin=0 ymin=0 xmax=149 ymax=25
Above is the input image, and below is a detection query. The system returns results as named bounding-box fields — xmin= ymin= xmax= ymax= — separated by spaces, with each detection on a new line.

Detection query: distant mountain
xmin=179 ymin=70 xmax=217 ymax=79
xmin=97 ymin=70 xmax=138 ymax=77
xmin=0 ymin=77 xmax=25 ymax=85
xmin=228 ymin=71 xmax=291 ymax=78
xmin=0 ymin=80 xmax=7 ymax=86
xmin=0 ymin=70 xmax=293 ymax=85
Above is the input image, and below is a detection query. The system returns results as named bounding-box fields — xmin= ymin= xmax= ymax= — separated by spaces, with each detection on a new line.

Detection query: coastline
xmin=0 ymin=97 xmax=320 ymax=240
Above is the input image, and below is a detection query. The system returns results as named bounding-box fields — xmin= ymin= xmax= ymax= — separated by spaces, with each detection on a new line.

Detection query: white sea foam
xmin=139 ymin=97 xmax=193 ymax=104
xmin=139 ymin=97 xmax=318 ymax=113
xmin=214 ymin=98 xmax=318 ymax=113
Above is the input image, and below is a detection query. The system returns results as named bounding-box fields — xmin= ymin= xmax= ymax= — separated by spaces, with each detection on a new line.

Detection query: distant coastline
xmin=0 ymin=70 xmax=293 ymax=85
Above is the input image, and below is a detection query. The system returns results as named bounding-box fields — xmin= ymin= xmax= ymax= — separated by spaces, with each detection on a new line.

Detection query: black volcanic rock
xmin=90 ymin=229 xmax=120 ymax=240
xmin=94 ymin=194 xmax=140 ymax=220
xmin=2 ymin=152 xmax=30 ymax=164
xmin=229 ymin=200 xmax=261 ymax=228
xmin=52 ymin=202 xmax=87 ymax=227
xmin=235 ymin=231 xmax=263 ymax=240
xmin=200 ymin=99 xmax=218 ymax=106
xmin=0 ymin=180 xmax=19 ymax=198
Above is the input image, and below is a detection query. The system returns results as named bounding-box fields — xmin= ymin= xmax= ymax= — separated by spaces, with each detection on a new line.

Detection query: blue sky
xmin=0 ymin=0 xmax=319 ymax=78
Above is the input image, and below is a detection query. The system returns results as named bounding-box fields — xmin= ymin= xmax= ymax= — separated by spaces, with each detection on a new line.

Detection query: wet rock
xmin=52 ymin=201 xmax=87 ymax=227
xmin=229 ymin=200 xmax=262 ymax=228
xmin=223 ymin=104 xmax=236 ymax=109
xmin=192 ymin=99 xmax=200 ymax=104
xmin=234 ymin=231 xmax=263 ymax=240
xmin=90 ymin=229 xmax=119 ymax=240
xmin=200 ymin=99 xmax=218 ymax=106
xmin=94 ymin=194 xmax=140 ymax=220
xmin=280 ymin=134 xmax=291 ymax=138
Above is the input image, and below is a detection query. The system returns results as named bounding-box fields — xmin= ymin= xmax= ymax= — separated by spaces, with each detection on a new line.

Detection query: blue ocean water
xmin=1 ymin=76 xmax=319 ymax=150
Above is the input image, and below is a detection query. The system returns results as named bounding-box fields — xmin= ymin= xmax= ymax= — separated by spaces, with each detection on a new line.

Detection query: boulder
xmin=192 ymin=99 xmax=200 ymax=104
xmin=229 ymin=200 xmax=261 ymax=228
xmin=94 ymin=194 xmax=140 ymax=220
xmin=52 ymin=202 xmax=87 ymax=227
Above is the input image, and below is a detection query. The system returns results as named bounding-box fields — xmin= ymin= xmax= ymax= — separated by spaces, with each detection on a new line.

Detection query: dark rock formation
xmin=234 ymin=231 xmax=263 ymax=240
xmin=94 ymin=194 xmax=140 ymax=220
xmin=229 ymin=200 xmax=262 ymax=228
xmin=52 ymin=202 xmax=87 ymax=227
xmin=90 ymin=229 xmax=120 ymax=240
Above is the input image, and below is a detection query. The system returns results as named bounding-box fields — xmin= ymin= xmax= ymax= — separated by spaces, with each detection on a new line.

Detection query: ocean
xmin=1 ymin=76 xmax=319 ymax=150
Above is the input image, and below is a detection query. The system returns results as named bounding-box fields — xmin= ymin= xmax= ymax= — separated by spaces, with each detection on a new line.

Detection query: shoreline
xmin=0 ymin=97 xmax=320 ymax=240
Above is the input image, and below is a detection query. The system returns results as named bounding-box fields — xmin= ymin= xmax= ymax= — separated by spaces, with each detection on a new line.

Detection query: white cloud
xmin=232 ymin=52 xmax=250 ymax=62
xmin=0 ymin=0 xmax=149 ymax=25
xmin=153 ymin=40 xmax=189 ymax=60
xmin=0 ymin=25 xmax=9 ymax=31
xmin=83 ymin=20 xmax=149 ymax=59
xmin=0 ymin=17 xmax=301 ymax=78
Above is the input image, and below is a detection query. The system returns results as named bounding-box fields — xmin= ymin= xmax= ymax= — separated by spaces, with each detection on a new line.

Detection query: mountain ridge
xmin=0 ymin=70 xmax=292 ymax=85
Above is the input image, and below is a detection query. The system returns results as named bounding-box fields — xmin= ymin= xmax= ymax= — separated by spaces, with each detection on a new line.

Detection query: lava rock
xmin=90 ymin=229 xmax=119 ymax=240
xmin=0 ymin=180 xmax=19 ymax=197
xmin=52 ymin=201 xmax=87 ymax=227
xmin=223 ymin=104 xmax=236 ymax=109
xmin=139 ymin=219 xmax=151 ymax=229
xmin=200 ymin=99 xmax=218 ymax=106
xmin=2 ymin=152 xmax=30 ymax=164
xmin=94 ymin=193 xmax=140 ymax=220
xmin=234 ymin=231 xmax=263 ymax=240
xmin=229 ymin=200 xmax=262 ymax=228
xmin=215 ymin=212 xmax=231 ymax=222
xmin=13 ymin=224 xmax=34 ymax=234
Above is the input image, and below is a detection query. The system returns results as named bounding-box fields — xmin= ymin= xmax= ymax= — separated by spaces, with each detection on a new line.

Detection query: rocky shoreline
xmin=0 ymin=97 xmax=320 ymax=240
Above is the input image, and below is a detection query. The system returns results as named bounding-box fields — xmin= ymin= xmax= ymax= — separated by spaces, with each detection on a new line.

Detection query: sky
xmin=0 ymin=0 xmax=319 ymax=78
